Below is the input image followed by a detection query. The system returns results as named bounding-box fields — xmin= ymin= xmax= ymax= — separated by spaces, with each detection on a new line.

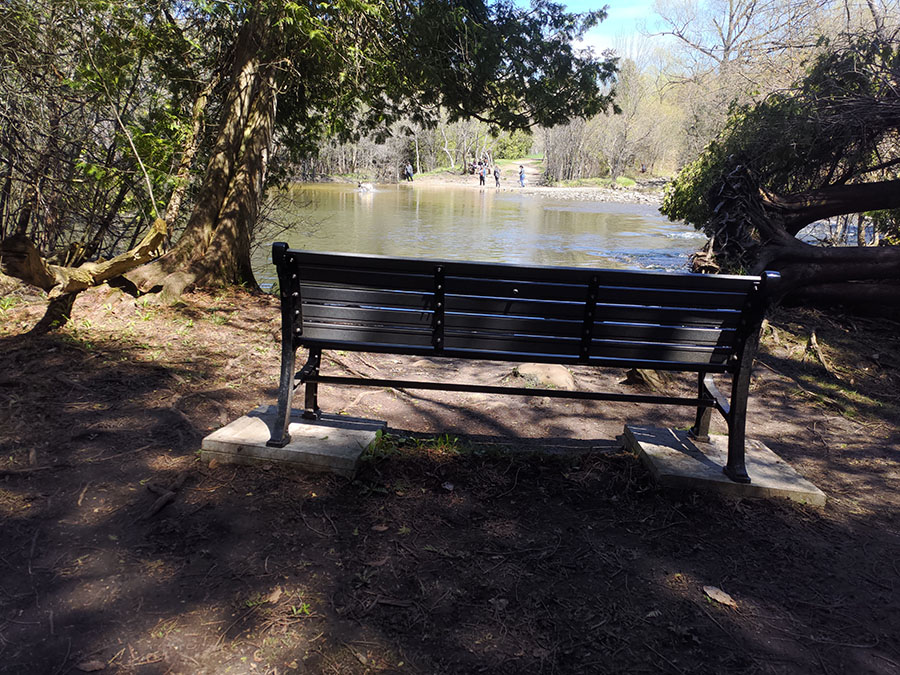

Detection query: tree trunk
xmin=127 ymin=17 xmax=273 ymax=299
xmin=757 ymin=239 xmax=900 ymax=289
xmin=761 ymin=179 xmax=900 ymax=235
xmin=0 ymin=219 xmax=167 ymax=296
xmin=29 ymin=293 xmax=77 ymax=335
xmin=157 ymin=71 xmax=274 ymax=301
xmin=163 ymin=75 xmax=218 ymax=230
xmin=785 ymin=281 xmax=900 ymax=315
xmin=705 ymin=168 xmax=900 ymax=317
xmin=440 ymin=128 xmax=455 ymax=168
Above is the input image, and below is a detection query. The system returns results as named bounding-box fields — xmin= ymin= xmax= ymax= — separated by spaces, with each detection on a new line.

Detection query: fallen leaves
xmin=703 ymin=585 xmax=738 ymax=608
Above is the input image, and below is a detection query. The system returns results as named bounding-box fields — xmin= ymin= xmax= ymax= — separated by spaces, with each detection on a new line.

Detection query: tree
xmin=1 ymin=0 xmax=617 ymax=325
xmin=0 ymin=0 xmax=220 ymax=329
xmin=124 ymin=0 xmax=618 ymax=300
xmin=650 ymin=0 xmax=876 ymax=163
xmin=661 ymin=35 xmax=900 ymax=310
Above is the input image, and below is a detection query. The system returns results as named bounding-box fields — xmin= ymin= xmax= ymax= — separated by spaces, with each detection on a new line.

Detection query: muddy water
xmin=254 ymin=183 xmax=704 ymax=284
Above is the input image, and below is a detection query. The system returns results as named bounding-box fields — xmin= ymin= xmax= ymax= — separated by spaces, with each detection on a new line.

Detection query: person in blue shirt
xmin=518 ymin=165 xmax=525 ymax=187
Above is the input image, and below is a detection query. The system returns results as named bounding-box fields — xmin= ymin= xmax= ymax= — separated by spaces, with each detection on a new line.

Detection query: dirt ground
xmin=1 ymin=283 xmax=899 ymax=675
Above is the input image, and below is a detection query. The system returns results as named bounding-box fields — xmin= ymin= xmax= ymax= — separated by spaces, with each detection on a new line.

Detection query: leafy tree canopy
xmin=267 ymin=0 xmax=618 ymax=157
xmin=661 ymin=35 xmax=900 ymax=268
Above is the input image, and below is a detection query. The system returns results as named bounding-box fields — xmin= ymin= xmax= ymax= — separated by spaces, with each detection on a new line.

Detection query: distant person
xmin=405 ymin=163 xmax=414 ymax=182
xmin=518 ymin=165 xmax=525 ymax=187
xmin=493 ymin=165 xmax=500 ymax=187
xmin=479 ymin=164 xmax=486 ymax=186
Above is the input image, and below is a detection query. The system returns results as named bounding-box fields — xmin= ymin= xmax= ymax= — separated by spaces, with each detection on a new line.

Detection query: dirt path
xmin=1 ymin=285 xmax=899 ymax=674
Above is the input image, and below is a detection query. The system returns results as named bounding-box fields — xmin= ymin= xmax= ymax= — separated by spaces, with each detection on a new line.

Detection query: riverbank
xmin=415 ymin=175 xmax=664 ymax=206
xmin=1 ymin=283 xmax=899 ymax=674
xmin=332 ymin=159 xmax=667 ymax=207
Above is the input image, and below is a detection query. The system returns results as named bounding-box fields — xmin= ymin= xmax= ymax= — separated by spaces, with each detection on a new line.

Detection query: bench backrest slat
xmin=447 ymin=276 xmax=752 ymax=310
xmin=274 ymin=247 xmax=770 ymax=373
xmin=301 ymin=285 xmax=744 ymax=328
xmin=291 ymin=249 xmax=757 ymax=291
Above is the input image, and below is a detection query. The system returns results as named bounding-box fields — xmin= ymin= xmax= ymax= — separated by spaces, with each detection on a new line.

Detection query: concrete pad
xmin=201 ymin=406 xmax=386 ymax=478
xmin=623 ymin=425 xmax=826 ymax=507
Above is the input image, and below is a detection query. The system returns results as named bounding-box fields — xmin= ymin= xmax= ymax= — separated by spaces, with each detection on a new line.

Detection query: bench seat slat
xmin=301 ymin=317 xmax=734 ymax=355
xmin=301 ymin=288 xmax=744 ymax=328
xmin=590 ymin=323 xmax=735 ymax=346
xmin=589 ymin=338 xmax=730 ymax=364
xmin=448 ymin=295 xmax=743 ymax=326
xmin=296 ymin=339 xmax=732 ymax=372
xmin=442 ymin=331 xmax=731 ymax=365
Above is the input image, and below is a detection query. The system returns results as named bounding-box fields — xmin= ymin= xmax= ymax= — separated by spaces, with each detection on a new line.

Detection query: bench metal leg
xmin=723 ymin=367 xmax=752 ymax=484
xmin=267 ymin=341 xmax=299 ymax=448
xmin=689 ymin=372 xmax=712 ymax=442
xmin=302 ymin=348 xmax=322 ymax=420
xmin=690 ymin=372 xmax=751 ymax=484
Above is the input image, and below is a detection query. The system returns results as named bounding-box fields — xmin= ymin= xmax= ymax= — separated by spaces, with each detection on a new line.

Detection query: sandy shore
xmin=397 ymin=168 xmax=665 ymax=206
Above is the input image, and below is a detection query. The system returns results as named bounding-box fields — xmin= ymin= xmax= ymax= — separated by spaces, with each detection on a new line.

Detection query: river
xmin=253 ymin=183 xmax=704 ymax=286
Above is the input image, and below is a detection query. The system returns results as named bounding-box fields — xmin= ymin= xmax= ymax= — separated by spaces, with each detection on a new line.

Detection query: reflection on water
xmin=255 ymin=183 xmax=704 ymax=282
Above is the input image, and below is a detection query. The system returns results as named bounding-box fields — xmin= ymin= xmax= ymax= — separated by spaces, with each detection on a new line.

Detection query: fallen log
xmin=0 ymin=219 xmax=167 ymax=331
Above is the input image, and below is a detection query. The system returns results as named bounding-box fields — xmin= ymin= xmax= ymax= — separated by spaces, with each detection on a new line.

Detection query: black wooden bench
xmin=267 ymin=242 xmax=780 ymax=484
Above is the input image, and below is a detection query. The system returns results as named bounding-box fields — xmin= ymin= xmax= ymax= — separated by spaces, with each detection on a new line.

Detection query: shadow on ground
xmin=0 ymin=289 xmax=898 ymax=674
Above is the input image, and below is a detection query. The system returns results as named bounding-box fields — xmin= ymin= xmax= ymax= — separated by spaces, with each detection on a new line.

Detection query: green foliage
xmin=868 ymin=210 xmax=900 ymax=244
xmin=274 ymin=0 xmax=618 ymax=158
xmin=662 ymin=36 xmax=900 ymax=237
xmin=0 ymin=0 xmax=223 ymax=256
xmin=493 ymin=130 xmax=534 ymax=159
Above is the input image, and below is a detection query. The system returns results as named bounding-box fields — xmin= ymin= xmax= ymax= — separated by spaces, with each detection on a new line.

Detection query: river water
xmin=254 ymin=183 xmax=704 ymax=285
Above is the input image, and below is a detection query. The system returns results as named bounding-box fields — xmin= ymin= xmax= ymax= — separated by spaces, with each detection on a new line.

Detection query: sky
xmin=562 ymin=0 xmax=667 ymax=55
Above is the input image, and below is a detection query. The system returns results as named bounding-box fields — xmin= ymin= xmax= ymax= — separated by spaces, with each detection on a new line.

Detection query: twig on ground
xmin=807 ymin=330 xmax=842 ymax=380
xmin=85 ymin=444 xmax=152 ymax=463
xmin=646 ymin=643 xmax=685 ymax=675
xmin=0 ymin=465 xmax=56 ymax=476
xmin=322 ymin=507 xmax=338 ymax=535
xmin=490 ymin=466 xmax=522 ymax=499
xmin=27 ymin=529 xmax=38 ymax=576
xmin=50 ymin=638 xmax=71 ymax=675
xmin=297 ymin=501 xmax=331 ymax=537
xmin=215 ymin=606 xmax=257 ymax=647
xmin=77 ymin=482 xmax=91 ymax=507
xmin=141 ymin=490 xmax=176 ymax=520
xmin=137 ymin=469 xmax=193 ymax=521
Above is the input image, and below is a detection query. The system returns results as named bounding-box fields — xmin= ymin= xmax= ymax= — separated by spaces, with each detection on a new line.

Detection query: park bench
xmin=266 ymin=242 xmax=780 ymax=484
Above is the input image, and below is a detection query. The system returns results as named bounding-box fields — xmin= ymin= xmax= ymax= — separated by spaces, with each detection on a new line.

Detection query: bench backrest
xmin=273 ymin=244 xmax=778 ymax=373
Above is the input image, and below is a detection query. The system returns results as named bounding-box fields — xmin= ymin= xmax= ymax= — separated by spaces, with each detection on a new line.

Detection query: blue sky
xmin=563 ymin=0 xmax=665 ymax=53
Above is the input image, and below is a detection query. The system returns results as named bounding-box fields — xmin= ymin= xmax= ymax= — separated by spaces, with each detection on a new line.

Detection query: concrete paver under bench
xmin=201 ymin=406 xmax=385 ymax=478
xmin=623 ymin=425 xmax=826 ymax=507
